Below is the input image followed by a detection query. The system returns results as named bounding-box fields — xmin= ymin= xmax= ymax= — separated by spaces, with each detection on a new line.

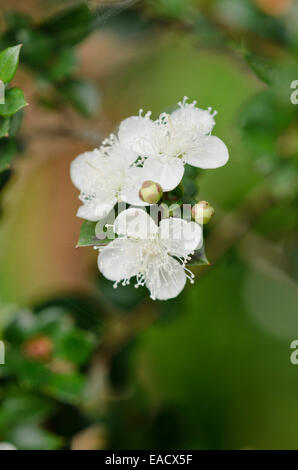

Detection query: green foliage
xmin=2 ymin=307 xmax=96 ymax=403
xmin=77 ymin=220 xmax=113 ymax=247
xmin=60 ymin=80 xmax=101 ymax=118
xmin=0 ymin=138 xmax=17 ymax=172
xmin=0 ymin=87 xmax=27 ymax=118
xmin=0 ymin=44 xmax=22 ymax=83
xmin=0 ymin=5 xmax=100 ymax=117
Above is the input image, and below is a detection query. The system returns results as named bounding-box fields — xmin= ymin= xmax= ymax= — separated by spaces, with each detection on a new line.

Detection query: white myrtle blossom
xmin=97 ymin=208 xmax=202 ymax=301
xmin=70 ymin=135 xmax=149 ymax=221
xmin=118 ymin=97 xmax=229 ymax=191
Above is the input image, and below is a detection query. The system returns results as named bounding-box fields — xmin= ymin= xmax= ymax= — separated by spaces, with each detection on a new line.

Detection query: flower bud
xmin=139 ymin=180 xmax=163 ymax=204
xmin=192 ymin=201 xmax=215 ymax=224
xmin=23 ymin=335 xmax=54 ymax=362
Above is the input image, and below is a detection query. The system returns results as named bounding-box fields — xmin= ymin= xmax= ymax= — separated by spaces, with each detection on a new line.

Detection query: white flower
xmin=70 ymin=135 xmax=149 ymax=221
xmin=118 ymin=98 xmax=229 ymax=192
xmin=0 ymin=442 xmax=17 ymax=450
xmin=97 ymin=208 xmax=202 ymax=300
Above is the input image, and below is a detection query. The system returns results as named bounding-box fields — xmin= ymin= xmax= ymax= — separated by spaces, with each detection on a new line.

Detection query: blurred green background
xmin=0 ymin=0 xmax=297 ymax=450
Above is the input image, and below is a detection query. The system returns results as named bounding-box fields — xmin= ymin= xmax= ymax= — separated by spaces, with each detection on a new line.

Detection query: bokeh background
xmin=0 ymin=0 xmax=297 ymax=450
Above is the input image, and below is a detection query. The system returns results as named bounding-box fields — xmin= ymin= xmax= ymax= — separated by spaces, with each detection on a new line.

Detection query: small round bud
xmin=192 ymin=201 xmax=215 ymax=224
xmin=139 ymin=180 xmax=163 ymax=204
xmin=23 ymin=335 xmax=54 ymax=362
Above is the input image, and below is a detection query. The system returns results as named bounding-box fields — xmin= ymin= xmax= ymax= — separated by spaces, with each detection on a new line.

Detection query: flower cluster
xmin=71 ymin=98 xmax=229 ymax=300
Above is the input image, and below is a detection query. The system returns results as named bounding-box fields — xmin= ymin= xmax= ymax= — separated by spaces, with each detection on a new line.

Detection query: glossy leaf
xmin=60 ymin=80 xmax=101 ymax=118
xmin=0 ymin=87 xmax=27 ymax=118
xmin=77 ymin=220 xmax=112 ymax=247
xmin=0 ymin=117 xmax=10 ymax=138
xmin=187 ymin=244 xmax=210 ymax=266
xmin=0 ymin=44 xmax=22 ymax=83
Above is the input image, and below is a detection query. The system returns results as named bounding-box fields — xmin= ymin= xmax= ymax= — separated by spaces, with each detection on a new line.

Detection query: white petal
xmin=120 ymin=166 xmax=150 ymax=206
xmin=145 ymin=256 xmax=186 ymax=300
xmin=159 ymin=218 xmax=202 ymax=257
xmin=185 ymin=135 xmax=229 ymax=169
xmin=118 ymin=115 xmax=158 ymax=156
xmin=109 ymin=140 xmax=138 ymax=166
xmin=171 ymin=106 xmax=215 ymax=135
xmin=121 ymin=187 xmax=149 ymax=206
xmin=98 ymin=238 xmax=139 ymax=282
xmin=70 ymin=149 xmax=101 ymax=191
xmin=77 ymin=196 xmax=116 ymax=221
xmin=142 ymin=157 xmax=184 ymax=192
xmin=113 ymin=208 xmax=158 ymax=238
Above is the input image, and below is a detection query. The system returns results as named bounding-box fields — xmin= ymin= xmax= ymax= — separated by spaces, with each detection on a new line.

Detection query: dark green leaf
xmin=57 ymin=329 xmax=95 ymax=365
xmin=0 ymin=138 xmax=17 ymax=172
xmin=0 ymin=87 xmax=27 ymax=118
xmin=0 ymin=44 xmax=22 ymax=83
xmin=47 ymin=48 xmax=77 ymax=81
xmin=0 ymin=117 xmax=10 ymax=138
xmin=0 ymin=394 xmax=55 ymax=429
xmin=46 ymin=373 xmax=85 ymax=403
xmin=0 ymin=168 xmax=12 ymax=191
xmin=187 ymin=244 xmax=210 ymax=266
xmin=60 ymin=79 xmax=101 ymax=117
xmin=4 ymin=12 xmax=32 ymax=30
xmin=42 ymin=4 xmax=93 ymax=46
xmin=77 ymin=220 xmax=112 ymax=247
xmin=244 ymin=51 xmax=275 ymax=85
xmin=19 ymin=30 xmax=53 ymax=68
xmin=6 ymin=424 xmax=62 ymax=450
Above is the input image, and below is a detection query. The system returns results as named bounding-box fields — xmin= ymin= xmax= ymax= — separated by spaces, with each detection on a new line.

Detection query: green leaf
xmin=57 ymin=329 xmax=95 ymax=365
xmin=0 ymin=87 xmax=27 ymax=118
xmin=60 ymin=79 xmax=101 ymax=117
xmin=47 ymin=48 xmax=77 ymax=81
xmin=244 ymin=51 xmax=274 ymax=85
xmin=0 ymin=44 xmax=22 ymax=83
xmin=187 ymin=244 xmax=210 ymax=266
xmin=0 ymin=394 xmax=55 ymax=429
xmin=77 ymin=220 xmax=112 ymax=247
xmin=42 ymin=4 xmax=93 ymax=46
xmin=0 ymin=138 xmax=17 ymax=172
xmin=46 ymin=372 xmax=85 ymax=403
xmin=6 ymin=424 xmax=62 ymax=450
xmin=0 ymin=117 xmax=10 ymax=137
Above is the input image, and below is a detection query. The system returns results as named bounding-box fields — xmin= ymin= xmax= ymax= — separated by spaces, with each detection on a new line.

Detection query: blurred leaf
xmin=0 ymin=88 xmax=27 ymax=118
xmin=60 ymin=79 xmax=101 ymax=118
xmin=18 ymin=30 xmax=53 ymax=68
xmin=244 ymin=51 xmax=274 ymax=85
xmin=34 ymin=294 xmax=102 ymax=332
xmin=99 ymin=276 xmax=147 ymax=311
xmin=6 ymin=423 xmax=62 ymax=450
xmin=47 ymin=48 xmax=77 ymax=81
xmin=46 ymin=373 xmax=85 ymax=404
xmin=0 ymin=138 xmax=17 ymax=172
xmin=0 ymin=394 xmax=55 ymax=429
xmin=187 ymin=243 xmax=210 ymax=266
xmin=42 ymin=4 xmax=93 ymax=47
xmin=0 ymin=168 xmax=12 ymax=191
xmin=0 ymin=44 xmax=22 ymax=83
xmin=4 ymin=11 xmax=32 ymax=30
xmin=57 ymin=329 xmax=95 ymax=365
xmin=0 ymin=117 xmax=10 ymax=138
xmin=9 ymin=109 xmax=23 ymax=136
